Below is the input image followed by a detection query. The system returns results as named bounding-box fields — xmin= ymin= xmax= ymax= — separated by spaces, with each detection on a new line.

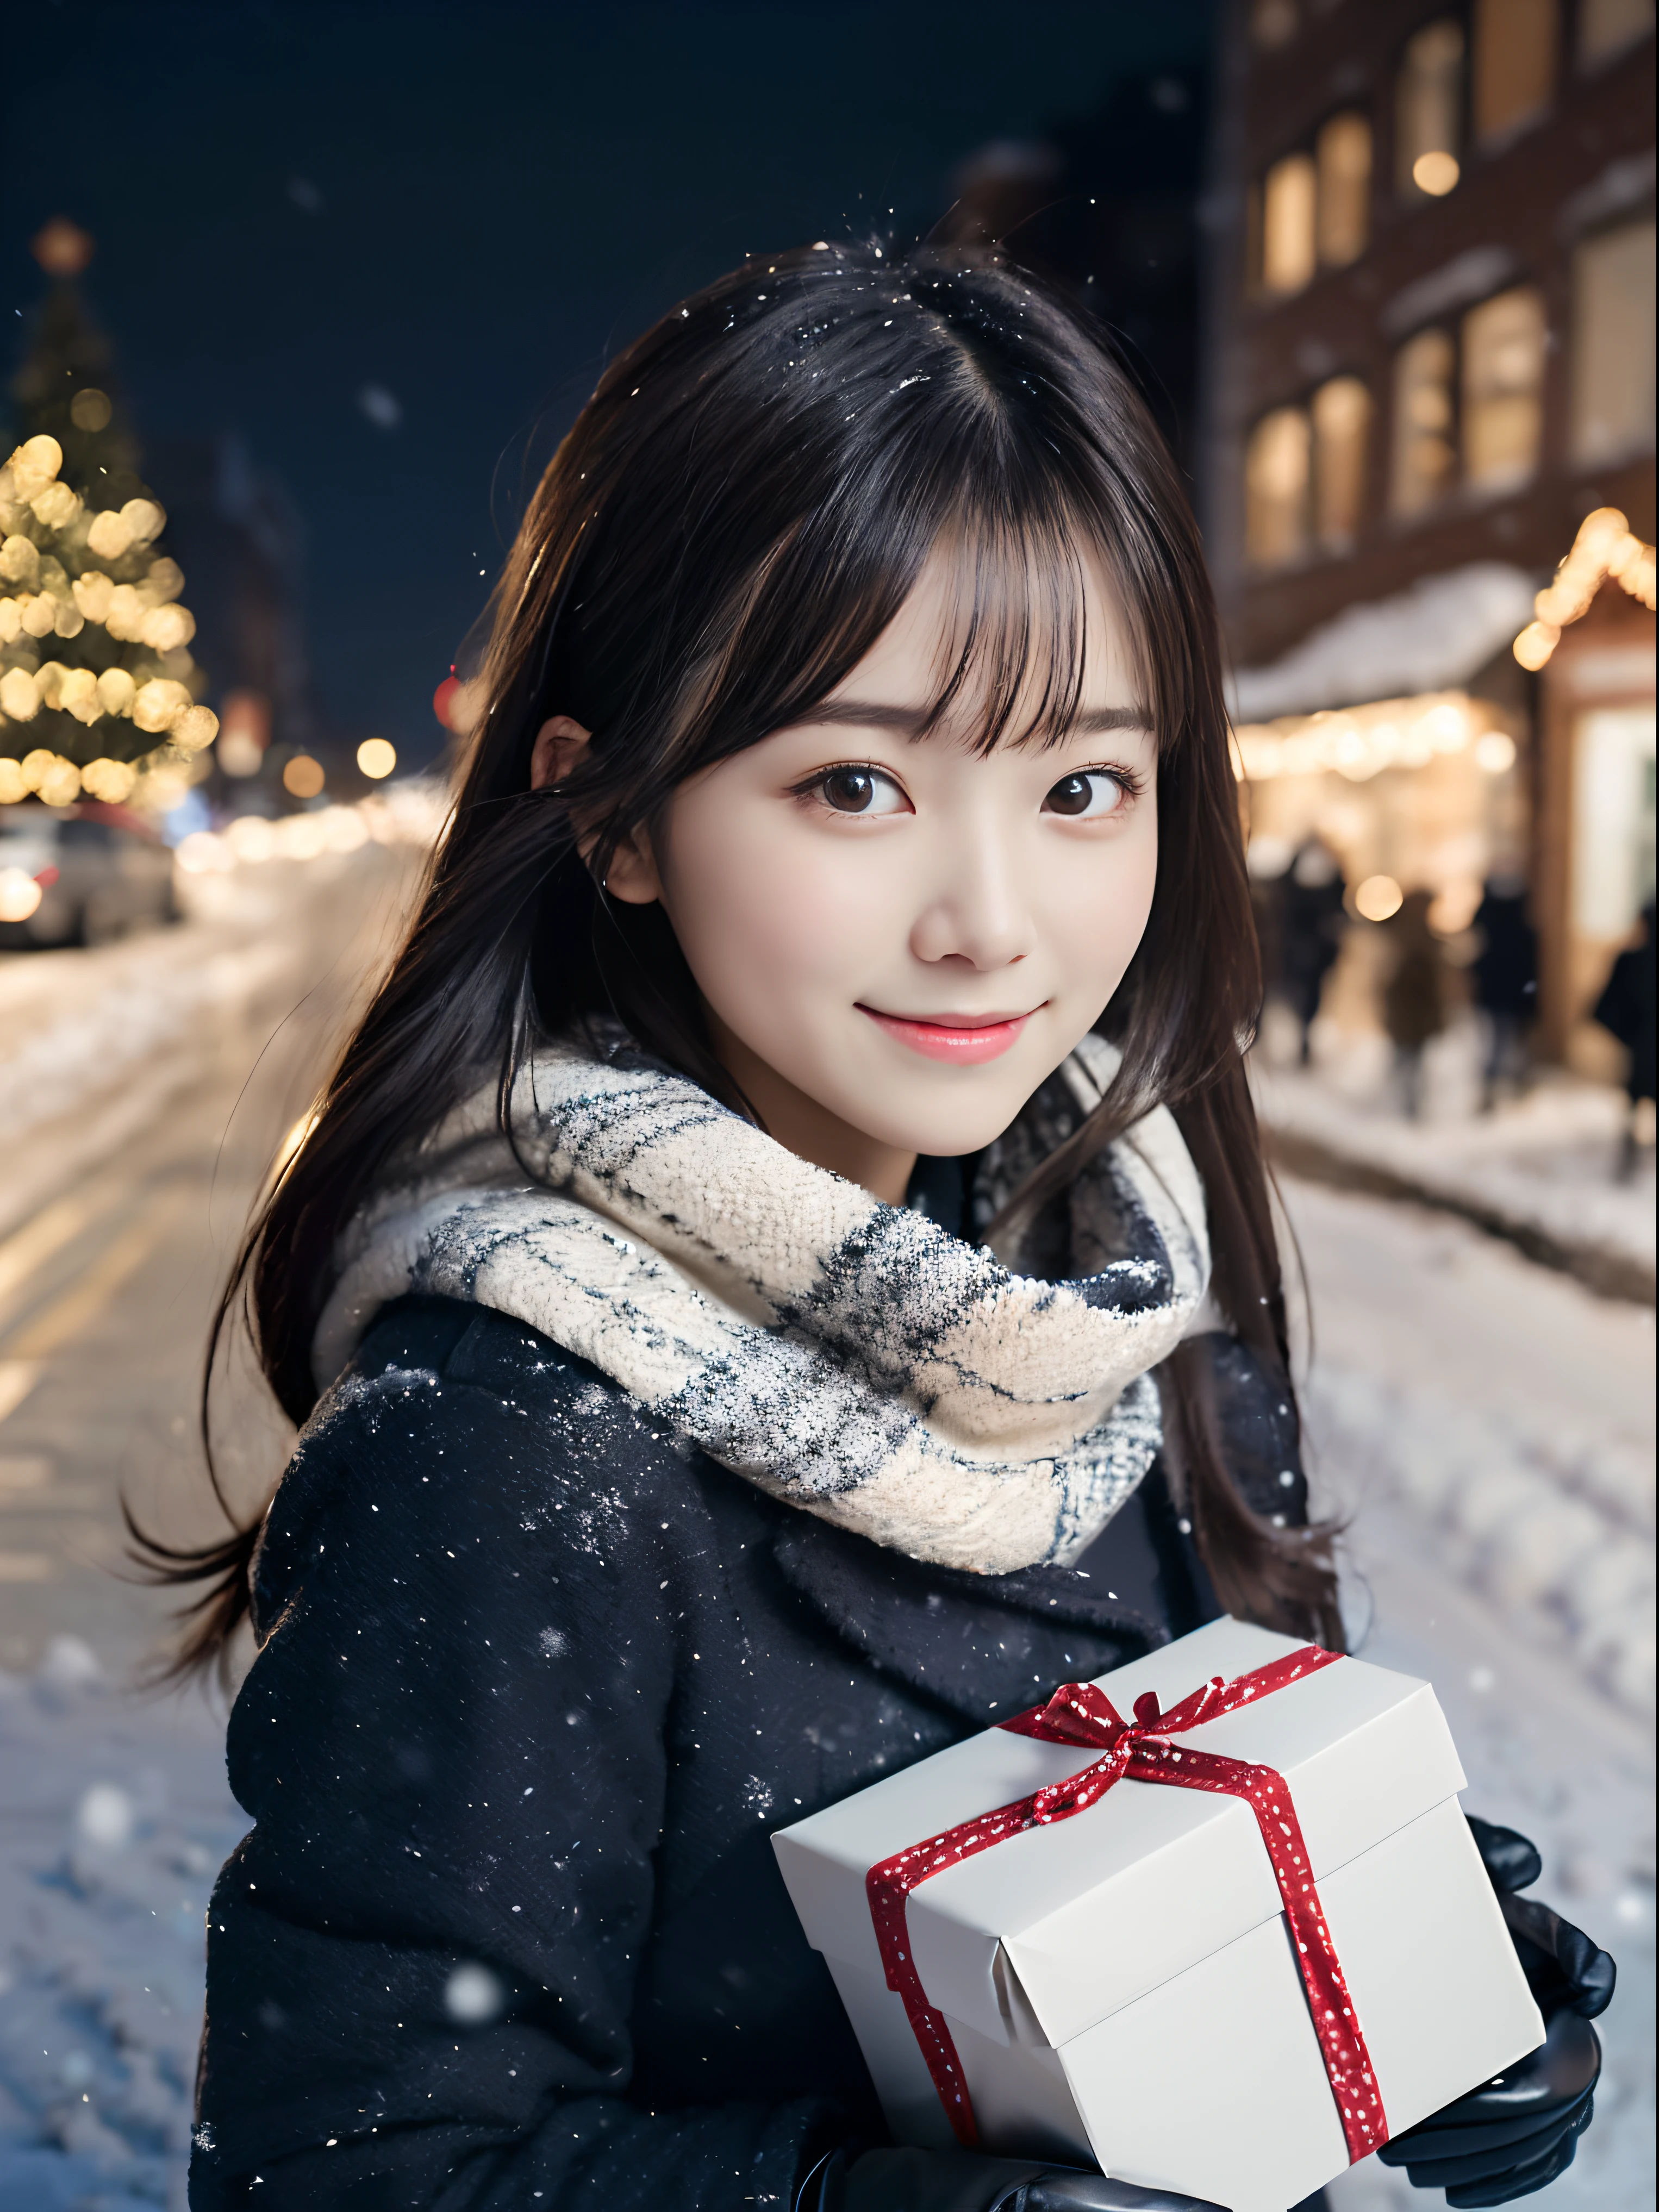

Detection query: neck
xmin=704 ymin=1011 xmax=917 ymax=1205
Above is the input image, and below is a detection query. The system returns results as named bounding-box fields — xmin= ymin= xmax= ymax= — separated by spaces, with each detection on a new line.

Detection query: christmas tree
xmin=0 ymin=219 xmax=216 ymax=808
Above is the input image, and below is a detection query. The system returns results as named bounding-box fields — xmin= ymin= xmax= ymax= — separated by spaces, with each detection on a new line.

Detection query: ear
xmin=602 ymin=821 xmax=664 ymax=906
xmin=530 ymin=713 xmax=663 ymax=904
xmin=529 ymin=715 xmax=591 ymax=791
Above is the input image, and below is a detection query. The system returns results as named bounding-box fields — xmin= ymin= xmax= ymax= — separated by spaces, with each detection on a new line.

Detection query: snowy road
xmin=0 ymin=891 xmax=1651 ymax=2208
xmin=0 ymin=845 xmax=425 ymax=2210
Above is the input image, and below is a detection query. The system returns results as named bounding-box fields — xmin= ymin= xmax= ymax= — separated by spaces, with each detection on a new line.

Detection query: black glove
xmin=1376 ymin=1816 xmax=1615 ymax=2207
xmin=796 ymin=2144 xmax=1222 ymax=2212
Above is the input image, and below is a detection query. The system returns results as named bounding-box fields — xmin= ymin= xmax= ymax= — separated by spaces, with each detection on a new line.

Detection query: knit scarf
xmin=313 ymin=1028 xmax=1210 ymax=1576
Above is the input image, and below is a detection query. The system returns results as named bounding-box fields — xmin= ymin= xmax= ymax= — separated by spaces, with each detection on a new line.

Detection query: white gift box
xmin=772 ymin=1617 xmax=1543 ymax=2212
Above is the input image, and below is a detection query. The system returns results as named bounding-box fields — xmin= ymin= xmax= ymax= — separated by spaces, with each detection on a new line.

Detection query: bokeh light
xmin=357 ymin=737 xmax=397 ymax=779
xmin=219 ymin=730 xmax=264 ymax=777
xmin=282 ymin=754 xmax=326 ymax=799
xmin=1355 ymin=873 xmax=1404 ymax=922
xmin=444 ymin=1963 xmax=505 ymax=2023
xmin=0 ymin=866 xmax=43 ymax=922
xmin=1474 ymin=730 xmax=1517 ymax=774
xmin=75 ymin=1782 xmax=136 ymax=1849
xmin=69 ymin=388 xmax=113 ymax=432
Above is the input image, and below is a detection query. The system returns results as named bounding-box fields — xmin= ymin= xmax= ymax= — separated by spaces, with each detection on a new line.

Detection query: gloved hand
xmin=796 ymin=2144 xmax=1221 ymax=2212
xmin=1376 ymin=1816 xmax=1615 ymax=2207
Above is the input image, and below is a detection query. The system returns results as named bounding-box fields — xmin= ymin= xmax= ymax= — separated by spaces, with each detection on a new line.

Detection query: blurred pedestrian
xmin=1279 ymin=835 xmax=1347 ymax=1065
xmin=1470 ymin=872 xmax=1538 ymax=1111
xmin=1382 ymin=889 xmax=1446 ymax=1119
xmin=1593 ymin=901 xmax=1656 ymax=1181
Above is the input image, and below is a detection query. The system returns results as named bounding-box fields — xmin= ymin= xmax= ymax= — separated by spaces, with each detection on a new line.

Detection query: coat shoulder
xmin=252 ymin=1294 xmax=697 ymax=1638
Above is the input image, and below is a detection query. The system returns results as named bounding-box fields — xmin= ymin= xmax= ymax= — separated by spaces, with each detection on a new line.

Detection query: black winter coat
xmin=191 ymin=1294 xmax=1306 ymax=2211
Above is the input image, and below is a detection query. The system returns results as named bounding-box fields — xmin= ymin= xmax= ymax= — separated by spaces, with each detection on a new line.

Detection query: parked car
xmin=0 ymin=801 xmax=179 ymax=949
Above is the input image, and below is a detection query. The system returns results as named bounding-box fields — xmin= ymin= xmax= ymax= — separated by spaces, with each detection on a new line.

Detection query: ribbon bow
xmin=865 ymin=1645 xmax=1388 ymax=2163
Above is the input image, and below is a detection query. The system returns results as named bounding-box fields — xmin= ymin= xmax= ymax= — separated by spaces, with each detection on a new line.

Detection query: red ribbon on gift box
xmin=865 ymin=1644 xmax=1389 ymax=2164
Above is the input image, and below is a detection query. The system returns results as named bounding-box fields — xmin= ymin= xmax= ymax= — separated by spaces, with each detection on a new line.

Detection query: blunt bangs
xmin=513 ymin=243 xmax=1184 ymax=854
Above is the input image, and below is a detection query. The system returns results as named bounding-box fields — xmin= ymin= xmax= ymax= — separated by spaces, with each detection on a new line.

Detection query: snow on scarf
xmin=312 ymin=1028 xmax=1209 ymax=1574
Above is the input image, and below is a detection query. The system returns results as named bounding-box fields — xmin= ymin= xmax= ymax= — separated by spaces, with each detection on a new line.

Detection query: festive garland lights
xmin=1513 ymin=507 xmax=1658 ymax=672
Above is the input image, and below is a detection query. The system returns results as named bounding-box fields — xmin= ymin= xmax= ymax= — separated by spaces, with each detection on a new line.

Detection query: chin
xmin=839 ymin=1053 xmax=1060 ymax=1160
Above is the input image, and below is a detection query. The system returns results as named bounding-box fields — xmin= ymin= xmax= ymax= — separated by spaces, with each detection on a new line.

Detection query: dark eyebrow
xmin=790 ymin=700 xmax=1155 ymax=738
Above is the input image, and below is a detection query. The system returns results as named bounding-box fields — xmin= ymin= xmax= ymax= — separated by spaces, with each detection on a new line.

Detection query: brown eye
xmin=822 ymin=767 xmax=876 ymax=812
xmin=1044 ymin=770 xmax=1125 ymax=820
xmin=813 ymin=765 xmax=908 ymax=816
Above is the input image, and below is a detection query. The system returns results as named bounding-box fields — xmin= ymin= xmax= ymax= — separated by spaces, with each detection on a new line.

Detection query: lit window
xmin=1312 ymin=377 xmax=1372 ymax=548
xmin=1473 ymin=0 xmax=1557 ymax=143
xmin=1245 ymin=406 xmax=1312 ymax=568
xmin=1570 ymin=217 xmax=1657 ymax=465
xmin=1462 ymin=287 xmax=1546 ymax=491
xmin=1261 ymin=153 xmax=1317 ymax=295
xmin=1391 ymin=328 xmax=1457 ymax=515
xmin=1397 ymin=20 xmax=1465 ymax=197
xmin=1578 ymin=0 xmax=1654 ymax=67
xmin=1315 ymin=114 xmax=1371 ymax=266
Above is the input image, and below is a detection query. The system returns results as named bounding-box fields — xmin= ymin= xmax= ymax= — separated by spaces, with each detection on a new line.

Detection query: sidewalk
xmin=1251 ymin=1013 xmax=1655 ymax=1305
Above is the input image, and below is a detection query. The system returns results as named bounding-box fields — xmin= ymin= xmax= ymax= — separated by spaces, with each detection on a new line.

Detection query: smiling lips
xmin=858 ymin=1006 xmax=1038 ymax=1064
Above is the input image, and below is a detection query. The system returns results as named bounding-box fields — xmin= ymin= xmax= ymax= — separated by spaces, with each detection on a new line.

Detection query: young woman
xmin=161 ymin=243 xmax=1609 ymax=2212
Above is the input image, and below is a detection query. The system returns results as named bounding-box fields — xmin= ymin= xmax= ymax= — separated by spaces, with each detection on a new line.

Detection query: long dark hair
xmin=136 ymin=239 xmax=1341 ymax=1676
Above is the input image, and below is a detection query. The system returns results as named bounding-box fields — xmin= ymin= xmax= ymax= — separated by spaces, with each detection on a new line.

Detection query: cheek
xmin=658 ymin=800 xmax=890 ymax=1012
xmin=1039 ymin=810 xmax=1159 ymax=993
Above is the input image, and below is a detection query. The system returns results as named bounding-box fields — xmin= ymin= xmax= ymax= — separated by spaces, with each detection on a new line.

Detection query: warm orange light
xmin=283 ymin=754 xmax=326 ymax=800
xmin=357 ymin=737 xmax=397 ymax=780
xmin=30 ymin=216 xmax=94 ymax=277
xmin=1412 ymin=151 xmax=1460 ymax=196
xmin=1355 ymin=874 xmax=1404 ymax=922
xmin=1514 ymin=508 xmax=1658 ymax=669
xmin=1474 ymin=732 xmax=1517 ymax=774
xmin=80 ymin=758 xmax=138 ymax=803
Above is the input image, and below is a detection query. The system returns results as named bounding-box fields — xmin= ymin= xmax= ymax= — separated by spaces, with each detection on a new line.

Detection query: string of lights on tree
xmin=2 ymin=216 xmax=403 ymax=816
xmin=0 ymin=216 xmax=217 ymax=808
xmin=0 ymin=431 xmax=217 ymax=806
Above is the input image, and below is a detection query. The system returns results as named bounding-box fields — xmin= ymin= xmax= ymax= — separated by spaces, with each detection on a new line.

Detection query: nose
xmin=907 ymin=818 xmax=1032 ymax=971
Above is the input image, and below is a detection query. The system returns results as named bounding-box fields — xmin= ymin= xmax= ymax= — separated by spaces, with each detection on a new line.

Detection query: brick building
xmin=1203 ymin=0 xmax=1655 ymax=1063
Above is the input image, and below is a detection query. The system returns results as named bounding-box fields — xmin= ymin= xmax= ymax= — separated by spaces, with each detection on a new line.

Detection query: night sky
xmin=4 ymin=2 xmax=1212 ymax=768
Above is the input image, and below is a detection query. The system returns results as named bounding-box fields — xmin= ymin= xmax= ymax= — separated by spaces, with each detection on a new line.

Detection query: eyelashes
xmin=790 ymin=759 xmax=1144 ymax=820
xmin=796 ymin=764 xmax=912 ymax=816
xmin=1040 ymin=767 xmax=1139 ymax=819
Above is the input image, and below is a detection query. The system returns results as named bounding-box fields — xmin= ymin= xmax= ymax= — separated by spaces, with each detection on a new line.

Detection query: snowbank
xmin=1253 ymin=1031 xmax=1655 ymax=1304
xmin=0 ymin=800 xmax=434 ymax=1244
xmin=1283 ymin=1171 xmax=1655 ymax=1723
xmin=1289 ymin=1172 xmax=1656 ymax=2207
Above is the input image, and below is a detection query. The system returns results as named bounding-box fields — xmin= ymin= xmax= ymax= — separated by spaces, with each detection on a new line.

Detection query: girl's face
xmin=540 ymin=552 xmax=1159 ymax=1202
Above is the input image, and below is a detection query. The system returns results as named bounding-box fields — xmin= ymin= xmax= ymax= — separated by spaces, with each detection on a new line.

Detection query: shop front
xmin=1518 ymin=520 xmax=1657 ymax=1071
xmin=1236 ymin=686 xmax=1526 ymax=1039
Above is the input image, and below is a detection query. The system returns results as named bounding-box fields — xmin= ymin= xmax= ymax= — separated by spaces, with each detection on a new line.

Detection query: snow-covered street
xmin=0 ymin=872 xmax=1651 ymax=2211
xmin=1286 ymin=1177 xmax=1655 ymax=2212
